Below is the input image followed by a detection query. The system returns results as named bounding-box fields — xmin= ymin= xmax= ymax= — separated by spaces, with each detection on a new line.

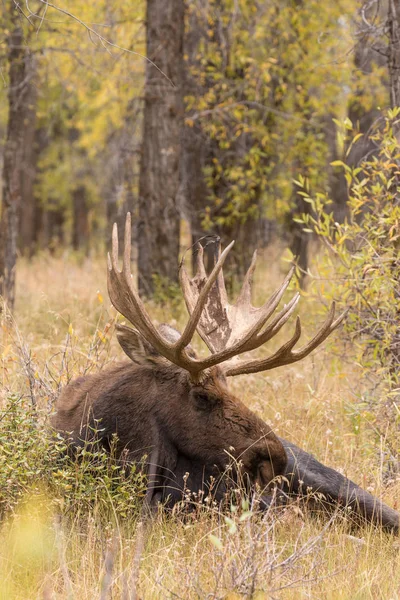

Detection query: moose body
xmin=53 ymin=356 xmax=288 ymax=499
xmin=54 ymin=359 xmax=399 ymax=532
xmin=53 ymin=214 xmax=399 ymax=533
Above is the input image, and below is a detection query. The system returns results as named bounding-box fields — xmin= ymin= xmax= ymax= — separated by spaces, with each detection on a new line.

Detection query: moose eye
xmin=192 ymin=390 xmax=214 ymax=411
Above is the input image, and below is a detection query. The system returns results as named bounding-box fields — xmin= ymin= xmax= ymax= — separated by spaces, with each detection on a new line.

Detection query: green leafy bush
xmin=296 ymin=110 xmax=400 ymax=454
xmin=299 ymin=110 xmax=400 ymax=381
xmin=0 ymin=395 xmax=147 ymax=520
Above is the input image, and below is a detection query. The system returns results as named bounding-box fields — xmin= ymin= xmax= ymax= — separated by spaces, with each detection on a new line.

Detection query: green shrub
xmin=295 ymin=109 xmax=400 ymax=453
xmin=0 ymin=395 xmax=147 ymax=520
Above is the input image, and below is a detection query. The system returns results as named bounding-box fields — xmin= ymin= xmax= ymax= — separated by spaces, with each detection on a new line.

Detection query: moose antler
xmin=108 ymin=214 xmax=346 ymax=379
xmin=179 ymin=239 xmax=347 ymax=377
xmin=108 ymin=213 xmax=235 ymax=378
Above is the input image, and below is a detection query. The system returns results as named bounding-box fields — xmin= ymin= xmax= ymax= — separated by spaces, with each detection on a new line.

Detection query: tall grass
xmin=0 ymin=248 xmax=399 ymax=599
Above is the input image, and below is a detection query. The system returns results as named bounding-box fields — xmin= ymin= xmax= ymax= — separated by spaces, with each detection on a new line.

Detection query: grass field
xmin=0 ymin=248 xmax=399 ymax=599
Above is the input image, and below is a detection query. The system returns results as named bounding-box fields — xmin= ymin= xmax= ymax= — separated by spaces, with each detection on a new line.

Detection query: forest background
xmin=1 ymin=1 xmax=400 ymax=598
xmin=0 ymin=0 xmax=391 ymax=301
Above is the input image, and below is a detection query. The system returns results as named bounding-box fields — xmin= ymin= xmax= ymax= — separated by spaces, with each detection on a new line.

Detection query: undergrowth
xmin=0 ymin=394 xmax=147 ymax=521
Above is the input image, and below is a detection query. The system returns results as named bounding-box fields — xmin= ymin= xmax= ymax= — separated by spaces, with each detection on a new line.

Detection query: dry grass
xmin=0 ymin=248 xmax=399 ymax=599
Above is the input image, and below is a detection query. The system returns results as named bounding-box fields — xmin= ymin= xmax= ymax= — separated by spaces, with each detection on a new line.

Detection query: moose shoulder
xmin=53 ymin=214 xmax=398 ymax=532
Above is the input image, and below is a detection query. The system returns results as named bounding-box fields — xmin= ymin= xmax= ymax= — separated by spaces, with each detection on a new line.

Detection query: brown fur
xmin=52 ymin=329 xmax=287 ymax=498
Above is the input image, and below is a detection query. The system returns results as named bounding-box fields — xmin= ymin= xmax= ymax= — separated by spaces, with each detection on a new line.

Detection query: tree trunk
xmin=19 ymin=53 xmax=38 ymax=256
xmin=181 ymin=7 xmax=211 ymax=273
xmin=72 ymin=185 xmax=89 ymax=254
xmin=138 ymin=0 xmax=184 ymax=297
xmin=28 ymin=126 xmax=50 ymax=252
xmin=0 ymin=11 xmax=30 ymax=310
xmin=106 ymin=98 xmax=138 ymax=248
xmin=182 ymin=5 xmax=266 ymax=282
xmin=40 ymin=205 xmax=65 ymax=253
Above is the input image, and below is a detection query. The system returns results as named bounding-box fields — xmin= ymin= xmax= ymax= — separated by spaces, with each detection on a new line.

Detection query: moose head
xmin=53 ymin=213 xmax=345 ymax=503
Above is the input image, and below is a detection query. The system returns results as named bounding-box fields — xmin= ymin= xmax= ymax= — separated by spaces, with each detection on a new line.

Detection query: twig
xmin=18 ymin=0 xmax=175 ymax=87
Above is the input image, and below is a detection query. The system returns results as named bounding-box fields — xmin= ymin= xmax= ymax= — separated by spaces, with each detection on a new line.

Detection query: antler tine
xmin=174 ymin=240 xmax=235 ymax=353
xmin=214 ymin=239 xmax=229 ymax=306
xmin=290 ymin=303 xmax=348 ymax=361
xmin=236 ymin=250 xmax=257 ymax=307
xmin=179 ymin=241 xmax=210 ymax=320
xmin=224 ymin=317 xmax=302 ymax=377
xmin=195 ymin=242 xmax=207 ymax=280
xmin=108 ymin=215 xmax=193 ymax=370
xmin=248 ymin=292 xmax=300 ymax=349
xmin=331 ymin=308 xmax=349 ymax=330
xmin=111 ymin=222 xmax=119 ymax=272
xmin=260 ymin=266 xmax=295 ymax=314
xmin=224 ymin=304 xmax=346 ymax=377
xmin=277 ymin=315 xmax=302 ymax=353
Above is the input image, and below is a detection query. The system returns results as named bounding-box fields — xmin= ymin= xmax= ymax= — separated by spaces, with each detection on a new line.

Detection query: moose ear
xmin=116 ymin=324 xmax=159 ymax=364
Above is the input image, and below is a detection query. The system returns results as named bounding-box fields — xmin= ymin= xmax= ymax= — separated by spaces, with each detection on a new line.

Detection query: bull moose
xmin=53 ymin=214 xmax=399 ymax=532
